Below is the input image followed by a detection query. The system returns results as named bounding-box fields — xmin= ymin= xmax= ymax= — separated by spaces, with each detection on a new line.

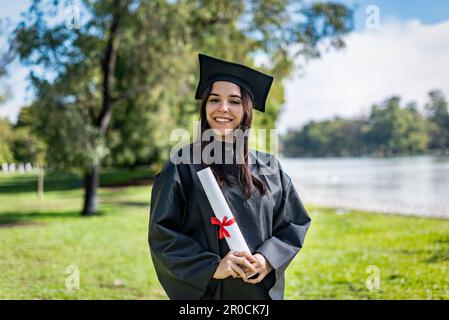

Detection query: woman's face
xmin=205 ymin=81 xmax=244 ymax=140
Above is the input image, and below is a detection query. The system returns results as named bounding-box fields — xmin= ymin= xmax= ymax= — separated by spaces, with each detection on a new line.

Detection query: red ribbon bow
xmin=210 ymin=216 xmax=235 ymax=239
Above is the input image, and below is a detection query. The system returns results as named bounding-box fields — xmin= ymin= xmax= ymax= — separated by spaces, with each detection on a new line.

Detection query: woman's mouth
xmin=213 ymin=117 xmax=233 ymax=124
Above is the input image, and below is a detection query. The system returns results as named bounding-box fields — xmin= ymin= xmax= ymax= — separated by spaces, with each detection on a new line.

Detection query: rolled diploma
xmin=197 ymin=167 xmax=257 ymax=277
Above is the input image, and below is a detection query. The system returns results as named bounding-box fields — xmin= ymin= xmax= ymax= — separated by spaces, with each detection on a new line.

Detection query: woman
xmin=148 ymin=53 xmax=311 ymax=300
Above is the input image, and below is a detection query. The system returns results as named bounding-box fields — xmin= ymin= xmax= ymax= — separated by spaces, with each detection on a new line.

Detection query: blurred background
xmin=0 ymin=0 xmax=448 ymax=299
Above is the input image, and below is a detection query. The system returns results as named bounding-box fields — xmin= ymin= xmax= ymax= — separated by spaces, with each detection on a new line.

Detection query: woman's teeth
xmin=214 ymin=117 xmax=232 ymax=123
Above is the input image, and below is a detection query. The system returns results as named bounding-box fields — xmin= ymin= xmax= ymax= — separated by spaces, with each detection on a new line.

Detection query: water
xmin=279 ymin=155 xmax=449 ymax=219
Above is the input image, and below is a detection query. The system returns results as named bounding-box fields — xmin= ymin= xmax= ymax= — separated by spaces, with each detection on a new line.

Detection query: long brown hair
xmin=198 ymin=83 xmax=267 ymax=200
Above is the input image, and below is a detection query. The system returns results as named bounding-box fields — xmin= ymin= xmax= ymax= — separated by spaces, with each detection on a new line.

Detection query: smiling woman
xmin=148 ymin=53 xmax=311 ymax=300
xmin=197 ymin=76 xmax=268 ymax=213
xmin=205 ymin=81 xmax=245 ymax=140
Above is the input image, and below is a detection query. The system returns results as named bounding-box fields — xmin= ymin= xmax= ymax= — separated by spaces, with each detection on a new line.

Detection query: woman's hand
xmin=213 ymin=251 xmax=258 ymax=280
xmin=239 ymin=253 xmax=273 ymax=284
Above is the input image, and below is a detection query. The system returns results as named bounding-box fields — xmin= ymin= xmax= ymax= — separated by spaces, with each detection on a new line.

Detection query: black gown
xmin=148 ymin=141 xmax=311 ymax=300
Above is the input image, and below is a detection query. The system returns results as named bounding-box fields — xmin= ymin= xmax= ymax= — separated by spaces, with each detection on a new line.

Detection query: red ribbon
xmin=210 ymin=216 xmax=235 ymax=239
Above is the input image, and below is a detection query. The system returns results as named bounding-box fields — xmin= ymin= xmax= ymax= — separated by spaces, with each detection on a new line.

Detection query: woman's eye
xmin=231 ymin=100 xmax=241 ymax=105
xmin=210 ymin=99 xmax=219 ymax=103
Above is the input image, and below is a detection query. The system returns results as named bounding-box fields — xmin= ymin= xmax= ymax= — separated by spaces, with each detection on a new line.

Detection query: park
xmin=1 ymin=0 xmax=448 ymax=300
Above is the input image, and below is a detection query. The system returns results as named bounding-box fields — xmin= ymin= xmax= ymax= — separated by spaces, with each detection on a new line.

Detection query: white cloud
xmin=278 ymin=18 xmax=449 ymax=134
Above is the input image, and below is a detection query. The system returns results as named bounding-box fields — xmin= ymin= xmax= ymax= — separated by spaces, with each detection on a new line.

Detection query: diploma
xmin=197 ymin=167 xmax=257 ymax=277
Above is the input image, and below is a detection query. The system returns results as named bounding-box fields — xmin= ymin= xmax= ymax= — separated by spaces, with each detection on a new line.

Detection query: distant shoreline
xmin=306 ymin=200 xmax=449 ymax=220
xmin=281 ymin=152 xmax=449 ymax=160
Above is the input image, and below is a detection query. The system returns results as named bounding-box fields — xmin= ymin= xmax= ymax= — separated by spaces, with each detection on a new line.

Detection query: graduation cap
xmin=195 ymin=53 xmax=274 ymax=113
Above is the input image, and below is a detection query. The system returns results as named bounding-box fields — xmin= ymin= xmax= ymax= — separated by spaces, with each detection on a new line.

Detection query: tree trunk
xmin=82 ymin=0 xmax=122 ymax=216
xmin=82 ymin=164 xmax=99 ymax=215
xmin=37 ymin=166 xmax=44 ymax=199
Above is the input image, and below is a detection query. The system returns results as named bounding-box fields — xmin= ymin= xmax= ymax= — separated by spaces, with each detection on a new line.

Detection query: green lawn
xmin=0 ymin=170 xmax=448 ymax=299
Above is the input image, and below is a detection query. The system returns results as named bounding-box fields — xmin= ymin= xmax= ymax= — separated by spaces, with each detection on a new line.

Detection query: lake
xmin=279 ymin=155 xmax=449 ymax=219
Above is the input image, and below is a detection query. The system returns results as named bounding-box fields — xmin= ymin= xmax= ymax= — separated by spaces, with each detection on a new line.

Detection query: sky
xmin=279 ymin=0 xmax=449 ymax=133
xmin=0 ymin=1 xmax=33 ymax=122
xmin=1 ymin=0 xmax=449 ymax=134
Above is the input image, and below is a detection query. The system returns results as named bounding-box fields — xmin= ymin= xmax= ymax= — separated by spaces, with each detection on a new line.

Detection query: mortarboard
xmin=194 ymin=53 xmax=274 ymax=113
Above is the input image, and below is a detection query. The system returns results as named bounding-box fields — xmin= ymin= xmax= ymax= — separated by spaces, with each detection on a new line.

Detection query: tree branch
xmin=110 ymin=84 xmax=148 ymax=104
xmin=95 ymin=0 xmax=122 ymax=133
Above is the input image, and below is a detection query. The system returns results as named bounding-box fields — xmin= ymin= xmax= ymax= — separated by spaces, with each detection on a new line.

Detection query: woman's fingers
xmin=251 ymin=265 xmax=263 ymax=274
xmin=219 ymin=251 xmax=274 ymax=283
xmin=231 ymin=252 xmax=259 ymax=274
xmin=224 ymin=251 xmax=264 ymax=280
xmin=234 ymin=251 xmax=257 ymax=264
xmin=230 ymin=263 xmax=248 ymax=280
xmin=229 ymin=268 xmax=240 ymax=279
xmin=245 ymin=271 xmax=265 ymax=284
xmin=230 ymin=255 xmax=257 ymax=274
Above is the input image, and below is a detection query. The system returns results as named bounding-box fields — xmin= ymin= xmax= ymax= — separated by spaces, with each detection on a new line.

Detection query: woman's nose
xmin=217 ymin=101 xmax=230 ymax=112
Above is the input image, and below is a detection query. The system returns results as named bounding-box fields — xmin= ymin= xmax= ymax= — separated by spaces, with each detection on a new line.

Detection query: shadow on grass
xmin=435 ymin=238 xmax=449 ymax=245
xmin=425 ymin=238 xmax=449 ymax=263
xmin=0 ymin=167 xmax=157 ymax=194
xmin=0 ymin=210 xmax=107 ymax=227
xmin=396 ymin=245 xmax=449 ymax=264
xmin=425 ymin=251 xmax=449 ymax=263
xmin=102 ymin=200 xmax=149 ymax=208
xmin=0 ymin=173 xmax=83 ymax=194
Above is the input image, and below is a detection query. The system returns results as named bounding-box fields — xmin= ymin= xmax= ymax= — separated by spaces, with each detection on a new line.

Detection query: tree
xmin=12 ymin=127 xmax=47 ymax=165
xmin=13 ymin=126 xmax=47 ymax=197
xmin=425 ymin=89 xmax=449 ymax=152
xmin=366 ymin=96 xmax=429 ymax=155
xmin=282 ymin=117 xmax=366 ymax=157
xmin=0 ymin=118 xmax=14 ymax=164
xmin=12 ymin=0 xmax=353 ymax=215
xmin=282 ymin=95 xmax=430 ymax=157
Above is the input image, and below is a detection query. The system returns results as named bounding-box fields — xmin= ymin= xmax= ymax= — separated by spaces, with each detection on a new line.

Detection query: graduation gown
xmin=148 ymin=142 xmax=311 ymax=300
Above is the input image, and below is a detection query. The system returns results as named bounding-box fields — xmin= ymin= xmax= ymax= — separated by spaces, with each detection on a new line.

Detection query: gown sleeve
xmin=254 ymin=156 xmax=311 ymax=295
xmin=148 ymin=160 xmax=222 ymax=300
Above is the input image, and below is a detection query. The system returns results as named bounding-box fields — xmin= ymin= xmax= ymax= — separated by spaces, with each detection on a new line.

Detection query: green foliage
xmin=425 ymin=90 xmax=449 ymax=151
xmin=283 ymin=93 xmax=438 ymax=157
xmin=12 ymin=127 xmax=47 ymax=166
xmin=104 ymin=94 xmax=178 ymax=167
xmin=11 ymin=0 xmax=353 ymax=171
xmin=0 ymin=107 xmax=48 ymax=166
xmin=1 ymin=114 xmax=47 ymax=165
xmin=365 ymin=96 xmax=429 ymax=155
xmin=29 ymin=97 xmax=105 ymax=173
xmin=0 ymin=118 xmax=15 ymax=163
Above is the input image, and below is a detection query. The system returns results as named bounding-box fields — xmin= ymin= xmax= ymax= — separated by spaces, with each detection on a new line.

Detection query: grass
xmin=0 ymin=170 xmax=448 ymax=299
